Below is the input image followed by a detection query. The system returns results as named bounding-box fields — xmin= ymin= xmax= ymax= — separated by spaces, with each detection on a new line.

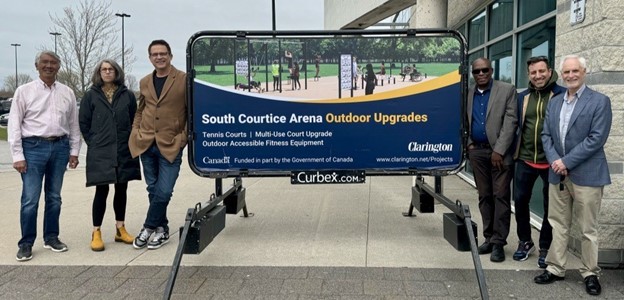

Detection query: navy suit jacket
xmin=541 ymin=86 xmax=612 ymax=186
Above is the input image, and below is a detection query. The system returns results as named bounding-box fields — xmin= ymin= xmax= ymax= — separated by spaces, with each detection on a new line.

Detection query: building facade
xmin=325 ymin=0 xmax=624 ymax=267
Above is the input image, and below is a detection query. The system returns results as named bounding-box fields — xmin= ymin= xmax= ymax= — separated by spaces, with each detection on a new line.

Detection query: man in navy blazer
xmin=466 ymin=58 xmax=518 ymax=263
xmin=534 ymin=55 xmax=611 ymax=297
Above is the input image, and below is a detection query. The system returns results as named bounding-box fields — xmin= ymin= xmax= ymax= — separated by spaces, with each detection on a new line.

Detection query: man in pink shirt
xmin=8 ymin=51 xmax=81 ymax=262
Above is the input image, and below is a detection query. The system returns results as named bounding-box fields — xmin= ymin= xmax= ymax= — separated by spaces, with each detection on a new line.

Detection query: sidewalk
xmin=0 ymin=140 xmax=621 ymax=299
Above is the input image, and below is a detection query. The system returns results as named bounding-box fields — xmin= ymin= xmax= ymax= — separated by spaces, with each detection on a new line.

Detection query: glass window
xmin=515 ymin=18 xmax=556 ymax=88
xmin=468 ymin=50 xmax=485 ymax=65
xmin=468 ymin=50 xmax=485 ymax=87
xmin=518 ymin=0 xmax=556 ymax=25
xmin=489 ymin=0 xmax=513 ymax=40
xmin=468 ymin=11 xmax=486 ymax=50
xmin=457 ymin=23 xmax=466 ymax=41
xmin=489 ymin=37 xmax=512 ymax=83
xmin=460 ymin=0 xmax=556 ymax=224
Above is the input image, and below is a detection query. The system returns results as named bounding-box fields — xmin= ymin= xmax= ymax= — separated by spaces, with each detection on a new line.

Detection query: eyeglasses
xmin=150 ymin=52 xmax=169 ymax=58
xmin=471 ymin=68 xmax=490 ymax=75
xmin=100 ymin=68 xmax=115 ymax=73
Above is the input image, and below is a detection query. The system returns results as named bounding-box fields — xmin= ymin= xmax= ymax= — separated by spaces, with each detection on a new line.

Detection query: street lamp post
xmin=11 ymin=43 xmax=21 ymax=90
xmin=115 ymin=12 xmax=131 ymax=70
xmin=50 ymin=32 xmax=61 ymax=53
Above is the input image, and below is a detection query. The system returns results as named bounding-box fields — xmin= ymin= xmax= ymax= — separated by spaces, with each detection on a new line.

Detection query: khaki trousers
xmin=545 ymin=177 xmax=602 ymax=278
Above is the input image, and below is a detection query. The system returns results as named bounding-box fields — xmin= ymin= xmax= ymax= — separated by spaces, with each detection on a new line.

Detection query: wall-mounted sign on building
xmin=570 ymin=0 xmax=585 ymax=25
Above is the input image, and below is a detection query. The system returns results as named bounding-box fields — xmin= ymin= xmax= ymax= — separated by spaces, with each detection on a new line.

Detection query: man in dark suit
xmin=467 ymin=58 xmax=518 ymax=262
xmin=129 ymin=39 xmax=187 ymax=250
xmin=534 ymin=55 xmax=611 ymax=297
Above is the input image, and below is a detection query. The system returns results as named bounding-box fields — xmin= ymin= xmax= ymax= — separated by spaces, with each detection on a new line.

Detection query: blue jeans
xmin=19 ymin=136 xmax=70 ymax=247
xmin=140 ymin=143 xmax=182 ymax=233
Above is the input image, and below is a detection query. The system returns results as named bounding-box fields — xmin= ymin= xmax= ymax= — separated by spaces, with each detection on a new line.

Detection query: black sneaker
xmin=43 ymin=238 xmax=68 ymax=252
xmin=538 ymin=249 xmax=548 ymax=269
xmin=512 ymin=240 xmax=535 ymax=261
xmin=490 ymin=244 xmax=505 ymax=262
xmin=147 ymin=227 xmax=169 ymax=250
xmin=477 ymin=241 xmax=493 ymax=254
xmin=133 ymin=228 xmax=153 ymax=249
xmin=16 ymin=245 xmax=32 ymax=261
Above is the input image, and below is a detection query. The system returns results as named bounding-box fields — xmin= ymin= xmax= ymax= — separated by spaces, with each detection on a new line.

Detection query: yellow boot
xmin=91 ymin=229 xmax=105 ymax=251
xmin=115 ymin=226 xmax=134 ymax=244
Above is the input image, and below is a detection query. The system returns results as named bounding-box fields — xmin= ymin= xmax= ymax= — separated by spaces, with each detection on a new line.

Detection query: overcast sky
xmin=1 ymin=0 xmax=324 ymax=88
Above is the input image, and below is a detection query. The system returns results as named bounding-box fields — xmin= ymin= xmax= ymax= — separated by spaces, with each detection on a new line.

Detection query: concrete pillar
xmin=412 ymin=0 xmax=448 ymax=28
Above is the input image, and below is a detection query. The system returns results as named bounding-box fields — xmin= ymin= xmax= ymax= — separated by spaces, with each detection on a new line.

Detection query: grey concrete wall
xmin=555 ymin=0 xmax=624 ymax=267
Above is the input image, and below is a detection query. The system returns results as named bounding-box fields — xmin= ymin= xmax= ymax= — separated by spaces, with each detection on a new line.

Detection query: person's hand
xmin=491 ymin=152 xmax=504 ymax=169
xmin=13 ymin=160 xmax=27 ymax=174
xmin=68 ymin=155 xmax=79 ymax=169
xmin=551 ymin=159 xmax=567 ymax=175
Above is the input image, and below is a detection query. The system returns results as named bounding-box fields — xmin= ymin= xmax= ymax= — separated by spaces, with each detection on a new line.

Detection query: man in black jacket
xmin=512 ymin=56 xmax=565 ymax=267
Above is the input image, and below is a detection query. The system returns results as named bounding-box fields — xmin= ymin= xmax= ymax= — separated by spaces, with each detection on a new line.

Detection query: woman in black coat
xmin=79 ymin=59 xmax=141 ymax=251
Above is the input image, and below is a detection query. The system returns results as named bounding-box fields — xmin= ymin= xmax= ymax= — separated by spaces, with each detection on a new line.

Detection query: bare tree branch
xmin=3 ymin=74 xmax=34 ymax=93
xmin=50 ymin=0 xmax=136 ymax=97
xmin=125 ymin=74 xmax=139 ymax=92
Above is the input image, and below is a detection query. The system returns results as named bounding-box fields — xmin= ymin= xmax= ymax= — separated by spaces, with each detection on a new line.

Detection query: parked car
xmin=0 ymin=113 xmax=8 ymax=127
xmin=0 ymin=99 xmax=11 ymax=113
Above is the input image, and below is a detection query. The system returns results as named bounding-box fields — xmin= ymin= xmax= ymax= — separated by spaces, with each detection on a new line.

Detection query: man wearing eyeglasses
xmin=129 ymin=39 xmax=187 ymax=250
xmin=534 ymin=55 xmax=611 ymax=296
xmin=466 ymin=57 xmax=517 ymax=263
xmin=512 ymin=56 xmax=565 ymax=268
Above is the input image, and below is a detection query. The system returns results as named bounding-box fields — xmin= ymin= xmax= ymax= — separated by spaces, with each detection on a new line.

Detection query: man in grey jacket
xmin=466 ymin=57 xmax=518 ymax=263
xmin=534 ymin=55 xmax=611 ymax=297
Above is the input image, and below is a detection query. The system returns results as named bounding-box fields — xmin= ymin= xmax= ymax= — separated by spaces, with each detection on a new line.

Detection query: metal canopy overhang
xmin=341 ymin=0 xmax=416 ymax=29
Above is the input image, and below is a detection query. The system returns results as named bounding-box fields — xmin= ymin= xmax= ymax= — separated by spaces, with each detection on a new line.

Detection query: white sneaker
xmin=147 ymin=227 xmax=169 ymax=250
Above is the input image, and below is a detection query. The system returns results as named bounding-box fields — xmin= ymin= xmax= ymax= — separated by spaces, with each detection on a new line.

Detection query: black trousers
xmin=468 ymin=147 xmax=513 ymax=246
xmin=513 ymin=160 xmax=552 ymax=250
xmin=92 ymin=182 xmax=128 ymax=227
xmin=273 ymin=76 xmax=279 ymax=90
xmin=292 ymin=75 xmax=301 ymax=89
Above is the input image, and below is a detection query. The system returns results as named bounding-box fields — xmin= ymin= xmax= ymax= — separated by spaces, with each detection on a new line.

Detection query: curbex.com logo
xmin=291 ymin=170 xmax=365 ymax=184
xmin=407 ymin=142 xmax=453 ymax=153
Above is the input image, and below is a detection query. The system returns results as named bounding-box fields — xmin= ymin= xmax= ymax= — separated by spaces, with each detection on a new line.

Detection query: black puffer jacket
xmin=79 ymin=85 xmax=141 ymax=187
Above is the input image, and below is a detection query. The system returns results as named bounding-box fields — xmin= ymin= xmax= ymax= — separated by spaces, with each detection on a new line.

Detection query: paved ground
xmin=0 ymin=139 xmax=622 ymax=299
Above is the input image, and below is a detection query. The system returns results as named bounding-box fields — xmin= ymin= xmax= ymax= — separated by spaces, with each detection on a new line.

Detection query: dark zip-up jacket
xmin=79 ymin=85 xmax=141 ymax=186
xmin=514 ymin=72 xmax=566 ymax=162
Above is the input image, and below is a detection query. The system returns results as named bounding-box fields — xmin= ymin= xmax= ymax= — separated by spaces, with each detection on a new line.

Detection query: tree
xmin=3 ymin=74 xmax=34 ymax=93
xmin=50 ymin=0 xmax=135 ymax=97
xmin=126 ymin=74 xmax=138 ymax=92
xmin=194 ymin=39 xmax=233 ymax=73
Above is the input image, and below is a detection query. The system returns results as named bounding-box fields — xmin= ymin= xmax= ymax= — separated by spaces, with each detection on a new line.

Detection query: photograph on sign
xmin=187 ymin=31 xmax=466 ymax=177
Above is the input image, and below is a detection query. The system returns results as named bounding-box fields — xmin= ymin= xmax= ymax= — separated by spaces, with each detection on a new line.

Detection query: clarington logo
xmin=202 ymin=156 xmax=231 ymax=164
xmin=407 ymin=142 xmax=453 ymax=153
